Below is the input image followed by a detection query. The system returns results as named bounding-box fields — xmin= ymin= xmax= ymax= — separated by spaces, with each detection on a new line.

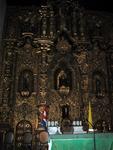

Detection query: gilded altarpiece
xmin=0 ymin=1 xmax=113 ymax=147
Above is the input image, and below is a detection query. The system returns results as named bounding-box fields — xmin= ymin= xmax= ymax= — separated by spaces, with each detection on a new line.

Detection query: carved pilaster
xmin=106 ymin=48 xmax=113 ymax=130
xmin=49 ymin=7 xmax=55 ymax=37
xmin=73 ymin=48 xmax=89 ymax=120
xmin=2 ymin=40 xmax=16 ymax=105
xmin=38 ymin=41 xmax=52 ymax=103
xmin=72 ymin=8 xmax=77 ymax=36
xmin=40 ymin=6 xmax=48 ymax=37
xmin=0 ymin=104 xmax=11 ymax=124
xmin=79 ymin=9 xmax=85 ymax=38
xmin=59 ymin=8 xmax=66 ymax=30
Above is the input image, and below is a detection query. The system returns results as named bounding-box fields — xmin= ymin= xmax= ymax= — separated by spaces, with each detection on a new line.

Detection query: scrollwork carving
xmin=18 ymin=10 xmax=40 ymax=33
xmin=74 ymin=51 xmax=88 ymax=74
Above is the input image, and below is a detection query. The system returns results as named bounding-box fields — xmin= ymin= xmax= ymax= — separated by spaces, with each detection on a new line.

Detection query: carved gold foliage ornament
xmin=74 ymin=51 xmax=88 ymax=74
xmin=0 ymin=105 xmax=10 ymax=123
xmin=14 ymin=102 xmax=37 ymax=127
xmin=81 ymin=76 xmax=88 ymax=92
xmin=56 ymin=37 xmax=71 ymax=54
xmin=48 ymin=103 xmax=61 ymax=121
xmin=75 ymin=51 xmax=87 ymax=64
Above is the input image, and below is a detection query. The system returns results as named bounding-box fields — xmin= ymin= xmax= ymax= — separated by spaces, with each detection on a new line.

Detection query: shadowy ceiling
xmin=6 ymin=0 xmax=113 ymax=13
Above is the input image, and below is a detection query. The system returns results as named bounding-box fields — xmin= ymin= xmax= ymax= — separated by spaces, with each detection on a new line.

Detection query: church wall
xmin=0 ymin=0 xmax=6 ymax=68
xmin=0 ymin=0 xmax=6 ymax=43
xmin=0 ymin=0 xmax=6 ymax=44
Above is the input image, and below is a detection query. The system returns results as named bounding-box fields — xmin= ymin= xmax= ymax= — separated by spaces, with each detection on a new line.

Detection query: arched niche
xmin=92 ymin=71 xmax=106 ymax=98
xmin=54 ymin=66 xmax=72 ymax=96
xmin=18 ymin=69 xmax=34 ymax=97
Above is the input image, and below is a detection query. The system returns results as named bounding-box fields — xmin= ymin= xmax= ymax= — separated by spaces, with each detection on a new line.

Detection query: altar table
xmin=49 ymin=133 xmax=113 ymax=150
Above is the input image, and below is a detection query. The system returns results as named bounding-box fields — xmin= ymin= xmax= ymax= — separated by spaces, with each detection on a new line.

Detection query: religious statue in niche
xmin=58 ymin=70 xmax=67 ymax=88
xmin=61 ymin=104 xmax=70 ymax=119
xmin=18 ymin=70 xmax=34 ymax=97
xmin=95 ymin=78 xmax=103 ymax=97
xmin=93 ymin=73 xmax=105 ymax=98
xmin=55 ymin=69 xmax=72 ymax=96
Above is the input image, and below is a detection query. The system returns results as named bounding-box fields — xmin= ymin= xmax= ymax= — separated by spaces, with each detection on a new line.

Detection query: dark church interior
xmin=0 ymin=0 xmax=113 ymax=150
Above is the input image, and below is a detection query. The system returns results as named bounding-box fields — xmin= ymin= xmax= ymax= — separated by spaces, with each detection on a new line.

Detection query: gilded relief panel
xmin=48 ymin=90 xmax=80 ymax=123
xmin=1 ymin=0 xmax=113 ymax=133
